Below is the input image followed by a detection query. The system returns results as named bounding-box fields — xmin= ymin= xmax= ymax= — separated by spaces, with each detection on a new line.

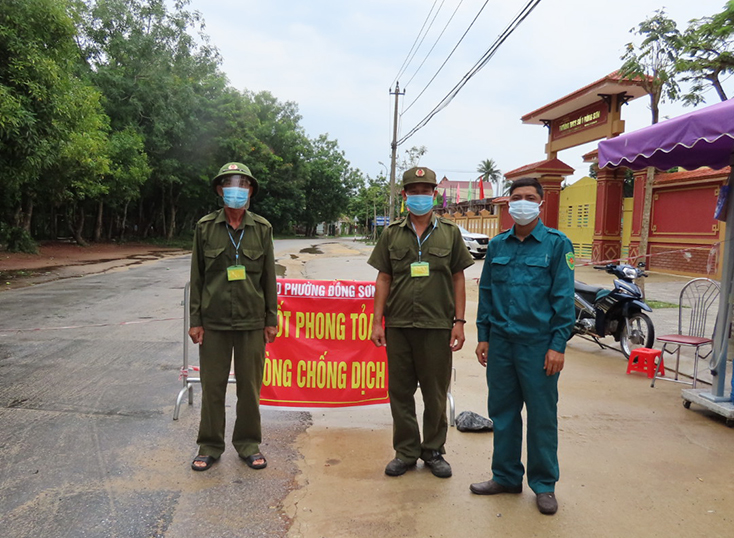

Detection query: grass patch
xmin=144 ymin=236 xmax=193 ymax=250
xmin=646 ymin=300 xmax=680 ymax=309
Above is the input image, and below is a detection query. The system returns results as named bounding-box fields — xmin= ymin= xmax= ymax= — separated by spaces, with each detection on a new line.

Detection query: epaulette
xmin=198 ymin=211 xmax=218 ymax=224
xmin=249 ymin=212 xmax=273 ymax=228
xmin=387 ymin=217 xmax=405 ymax=227
xmin=438 ymin=216 xmax=458 ymax=227
xmin=546 ymin=227 xmax=566 ymax=237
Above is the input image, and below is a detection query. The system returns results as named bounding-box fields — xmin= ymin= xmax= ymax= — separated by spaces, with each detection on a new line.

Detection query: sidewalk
xmin=575 ymin=264 xmax=729 ymax=387
xmin=285 ymin=260 xmax=734 ymax=538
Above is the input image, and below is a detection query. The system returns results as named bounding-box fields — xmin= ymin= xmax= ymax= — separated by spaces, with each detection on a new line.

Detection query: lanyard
xmin=227 ymin=226 xmax=245 ymax=265
xmin=411 ymin=219 xmax=437 ymax=262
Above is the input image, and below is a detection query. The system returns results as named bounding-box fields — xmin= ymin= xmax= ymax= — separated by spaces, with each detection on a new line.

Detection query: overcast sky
xmin=183 ymin=0 xmax=733 ymax=187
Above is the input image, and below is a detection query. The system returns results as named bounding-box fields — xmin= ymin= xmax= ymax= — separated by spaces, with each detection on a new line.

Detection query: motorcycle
xmin=570 ymin=263 xmax=655 ymax=357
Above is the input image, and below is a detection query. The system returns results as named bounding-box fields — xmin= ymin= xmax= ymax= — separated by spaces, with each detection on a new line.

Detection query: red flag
xmin=479 ymin=177 xmax=485 ymax=199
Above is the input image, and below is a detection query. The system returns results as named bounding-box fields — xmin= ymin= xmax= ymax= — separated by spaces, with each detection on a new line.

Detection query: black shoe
xmin=385 ymin=458 xmax=416 ymax=476
xmin=469 ymin=479 xmax=522 ymax=495
xmin=536 ymin=492 xmax=558 ymax=515
xmin=422 ymin=453 xmax=452 ymax=478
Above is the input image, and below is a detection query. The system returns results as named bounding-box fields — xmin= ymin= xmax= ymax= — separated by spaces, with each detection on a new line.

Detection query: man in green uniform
xmin=188 ymin=162 xmax=278 ymax=472
xmin=470 ymin=177 xmax=575 ymax=515
xmin=368 ymin=166 xmax=474 ymax=478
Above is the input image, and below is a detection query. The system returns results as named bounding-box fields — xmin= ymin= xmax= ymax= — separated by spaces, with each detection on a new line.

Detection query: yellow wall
xmin=558 ymin=176 xmax=596 ymax=259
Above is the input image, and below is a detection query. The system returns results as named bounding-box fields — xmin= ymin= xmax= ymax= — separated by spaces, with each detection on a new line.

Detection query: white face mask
xmin=508 ymin=200 xmax=541 ymax=226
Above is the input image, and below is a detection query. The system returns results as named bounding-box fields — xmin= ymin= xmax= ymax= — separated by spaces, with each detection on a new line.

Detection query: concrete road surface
xmin=1 ymin=236 xmax=733 ymax=538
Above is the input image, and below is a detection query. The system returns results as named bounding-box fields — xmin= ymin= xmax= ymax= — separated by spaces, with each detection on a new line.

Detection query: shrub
xmin=0 ymin=225 xmax=38 ymax=254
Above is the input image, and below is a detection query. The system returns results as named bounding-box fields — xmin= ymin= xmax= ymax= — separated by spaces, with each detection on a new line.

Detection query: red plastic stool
xmin=627 ymin=348 xmax=665 ymax=378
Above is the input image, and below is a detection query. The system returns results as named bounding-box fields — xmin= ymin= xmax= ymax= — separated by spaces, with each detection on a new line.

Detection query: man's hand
xmin=264 ymin=326 xmax=277 ymax=344
xmin=371 ymin=324 xmax=387 ymax=347
xmin=544 ymin=349 xmax=565 ymax=376
xmin=189 ymin=326 xmax=204 ymax=345
xmin=450 ymin=323 xmax=465 ymax=352
xmin=475 ymin=341 xmax=489 ymax=367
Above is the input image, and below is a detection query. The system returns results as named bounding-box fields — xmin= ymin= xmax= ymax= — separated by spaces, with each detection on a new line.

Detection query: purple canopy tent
xmin=600 ymin=98 xmax=734 ymax=171
xmin=599 ymin=98 xmax=734 ymax=419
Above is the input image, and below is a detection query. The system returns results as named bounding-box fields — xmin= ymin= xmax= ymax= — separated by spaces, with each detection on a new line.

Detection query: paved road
xmin=1 ymin=236 xmax=731 ymax=538
xmin=0 ymin=247 xmax=310 ymax=538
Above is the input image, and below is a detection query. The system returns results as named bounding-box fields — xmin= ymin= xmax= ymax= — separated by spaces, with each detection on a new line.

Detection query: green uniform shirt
xmin=190 ymin=209 xmax=277 ymax=331
xmin=368 ymin=215 xmax=474 ymax=329
xmin=476 ymin=220 xmax=575 ymax=352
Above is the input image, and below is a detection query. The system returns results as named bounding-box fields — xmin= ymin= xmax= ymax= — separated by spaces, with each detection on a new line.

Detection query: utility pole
xmin=389 ymin=83 xmax=404 ymax=223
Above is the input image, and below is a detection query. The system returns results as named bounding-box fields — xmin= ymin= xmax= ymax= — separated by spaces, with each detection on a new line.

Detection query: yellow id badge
xmin=227 ymin=265 xmax=246 ymax=281
xmin=410 ymin=262 xmax=430 ymax=277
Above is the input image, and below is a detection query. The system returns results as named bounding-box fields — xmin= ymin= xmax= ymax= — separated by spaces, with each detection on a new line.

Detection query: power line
xmin=395 ymin=0 xmax=448 ymax=87
xmin=397 ymin=0 xmax=542 ymax=146
xmin=402 ymin=0 xmax=490 ymax=115
xmin=390 ymin=0 xmax=440 ymax=89
xmin=403 ymin=0 xmax=465 ymax=90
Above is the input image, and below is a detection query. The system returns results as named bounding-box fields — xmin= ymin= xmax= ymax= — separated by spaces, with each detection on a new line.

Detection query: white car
xmin=457 ymin=225 xmax=489 ymax=259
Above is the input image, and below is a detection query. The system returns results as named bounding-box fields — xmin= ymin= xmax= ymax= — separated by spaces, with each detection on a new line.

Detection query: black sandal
xmin=191 ymin=455 xmax=218 ymax=471
xmin=241 ymin=452 xmax=267 ymax=469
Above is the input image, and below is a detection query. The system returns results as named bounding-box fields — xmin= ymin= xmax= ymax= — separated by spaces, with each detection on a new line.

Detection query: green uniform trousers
xmin=487 ymin=332 xmax=559 ymax=493
xmin=385 ymin=327 xmax=452 ymax=463
xmin=197 ymin=329 xmax=265 ymax=459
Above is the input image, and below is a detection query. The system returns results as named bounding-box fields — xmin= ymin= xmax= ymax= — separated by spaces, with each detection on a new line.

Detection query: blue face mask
xmin=405 ymin=194 xmax=434 ymax=216
xmin=222 ymin=187 xmax=249 ymax=209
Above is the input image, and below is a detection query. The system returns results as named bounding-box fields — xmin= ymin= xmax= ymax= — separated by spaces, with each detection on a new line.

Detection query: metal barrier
xmin=173 ymin=283 xmax=237 ymax=420
xmin=173 ymin=282 xmax=456 ymax=426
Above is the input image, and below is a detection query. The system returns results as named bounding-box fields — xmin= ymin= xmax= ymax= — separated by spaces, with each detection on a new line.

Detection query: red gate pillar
xmin=538 ymin=174 xmax=564 ymax=230
xmin=626 ymin=169 xmax=650 ymax=263
xmin=592 ymin=167 xmax=625 ymax=263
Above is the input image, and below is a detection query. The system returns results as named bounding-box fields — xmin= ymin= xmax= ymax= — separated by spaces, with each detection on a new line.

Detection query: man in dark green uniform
xmin=188 ymin=162 xmax=278 ymax=472
xmin=470 ymin=177 xmax=575 ymax=515
xmin=368 ymin=166 xmax=474 ymax=478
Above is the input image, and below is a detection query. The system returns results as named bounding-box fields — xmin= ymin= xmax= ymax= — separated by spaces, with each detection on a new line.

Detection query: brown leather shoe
xmin=469 ymin=479 xmax=522 ymax=495
xmin=536 ymin=492 xmax=558 ymax=515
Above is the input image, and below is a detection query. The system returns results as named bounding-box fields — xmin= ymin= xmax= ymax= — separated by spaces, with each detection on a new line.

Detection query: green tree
xmin=348 ymin=175 xmax=389 ymax=237
xmin=677 ymin=1 xmax=734 ymax=104
xmin=477 ymin=158 xmax=502 ymax=198
xmin=299 ymin=135 xmax=360 ymax=237
xmin=244 ymin=91 xmax=310 ymax=234
xmin=620 ymin=9 xmax=684 ymax=283
xmin=0 ymin=0 xmax=111 ymax=249
xmin=620 ymin=9 xmax=683 ymax=124
xmin=78 ymin=0 xmax=225 ymax=239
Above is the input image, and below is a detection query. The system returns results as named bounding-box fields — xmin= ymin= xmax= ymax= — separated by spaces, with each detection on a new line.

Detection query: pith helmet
xmin=211 ymin=162 xmax=259 ymax=197
xmin=402 ymin=166 xmax=437 ymax=187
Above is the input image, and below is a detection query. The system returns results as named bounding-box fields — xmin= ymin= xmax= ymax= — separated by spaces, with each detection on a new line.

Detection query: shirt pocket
xmin=204 ymin=247 xmax=226 ymax=271
xmin=388 ymin=247 xmax=410 ymax=273
xmin=524 ymin=256 xmax=551 ymax=286
xmin=490 ymin=256 xmax=511 ymax=283
xmin=241 ymin=247 xmax=264 ymax=274
xmin=427 ymin=247 xmax=451 ymax=271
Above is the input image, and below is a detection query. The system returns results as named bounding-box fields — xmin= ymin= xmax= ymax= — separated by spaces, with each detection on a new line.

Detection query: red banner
xmin=260 ymin=279 xmax=389 ymax=408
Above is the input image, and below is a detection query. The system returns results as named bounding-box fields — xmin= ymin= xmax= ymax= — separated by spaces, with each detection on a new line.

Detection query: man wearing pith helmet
xmin=188 ymin=162 xmax=277 ymax=472
xmin=368 ymin=166 xmax=474 ymax=478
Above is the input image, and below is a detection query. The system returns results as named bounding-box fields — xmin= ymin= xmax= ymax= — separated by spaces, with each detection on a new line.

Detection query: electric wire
xmin=397 ymin=0 xmax=542 ymax=146
xmin=403 ymin=0 xmax=464 ymax=90
xmin=402 ymin=0 xmax=490 ymax=115
xmin=391 ymin=0 xmax=440 ymax=89
xmin=396 ymin=0 xmax=447 ymax=88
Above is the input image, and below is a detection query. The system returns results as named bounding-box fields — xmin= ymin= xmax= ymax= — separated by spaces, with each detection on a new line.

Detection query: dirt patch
xmin=0 ymin=241 xmax=187 ymax=291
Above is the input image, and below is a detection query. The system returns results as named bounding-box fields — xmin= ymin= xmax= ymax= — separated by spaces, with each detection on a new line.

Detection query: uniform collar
xmin=398 ymin=213 xmax=438 ymax=228
xmin=214 ymin=208 xmax=254 ymax=230
xmin=506 ymin=219 xmax=546 ymax=243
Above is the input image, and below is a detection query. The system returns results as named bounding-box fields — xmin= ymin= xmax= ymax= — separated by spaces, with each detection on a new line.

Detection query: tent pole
xmin=703 ymin=155 xmax=734 ymax=401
